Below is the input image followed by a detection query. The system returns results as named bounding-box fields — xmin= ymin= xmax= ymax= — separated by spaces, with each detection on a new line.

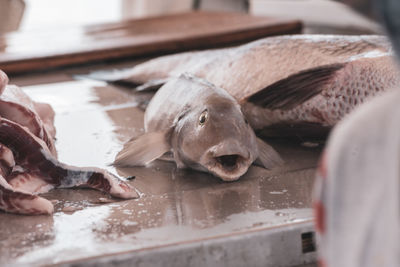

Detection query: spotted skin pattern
xmin=242 ymin=55 xmax=400 ymax=130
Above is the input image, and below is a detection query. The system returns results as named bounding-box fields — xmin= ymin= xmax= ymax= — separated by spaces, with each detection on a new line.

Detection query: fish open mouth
xmin=200 ymin=142 xmax=253 ymax=182
xmin=215 ymin=155 xmax=240 ymax=171
xmin=208 ymin=154 xmax=251 ymax=181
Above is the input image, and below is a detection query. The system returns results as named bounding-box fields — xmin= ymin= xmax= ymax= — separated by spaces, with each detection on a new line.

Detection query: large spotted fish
xmin=89 ymin=34 xmax=400 ymax=176
xmin=0 ymin=71 xmax=138 ymax=215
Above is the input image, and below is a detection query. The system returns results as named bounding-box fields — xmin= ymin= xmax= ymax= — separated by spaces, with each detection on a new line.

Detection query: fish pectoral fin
xmin=113 ymin=132 xmax=171 ymax=167
xmin=246 ymin=63 xmax=345 ymax=110
xmin=158 ymin=151 xmax=175 ymax=162
xmin=255 ymin=138 xmax=284 ymax=169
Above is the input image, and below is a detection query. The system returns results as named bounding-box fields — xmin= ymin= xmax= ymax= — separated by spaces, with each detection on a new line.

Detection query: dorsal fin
xmin=247 ymin=63 xmax=345 ymax=110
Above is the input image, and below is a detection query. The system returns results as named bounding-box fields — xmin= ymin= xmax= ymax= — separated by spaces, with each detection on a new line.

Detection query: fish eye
xmin=199 ymin=110 xmax=208 ymax=126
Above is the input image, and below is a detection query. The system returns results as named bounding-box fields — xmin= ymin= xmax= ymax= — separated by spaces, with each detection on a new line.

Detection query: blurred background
xmin=0 ymin=0 xmax=379 ymax=34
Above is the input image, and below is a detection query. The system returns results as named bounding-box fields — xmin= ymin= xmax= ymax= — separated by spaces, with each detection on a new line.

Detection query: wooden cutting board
xmin=0 ymin=12 xmax=302 ymax=74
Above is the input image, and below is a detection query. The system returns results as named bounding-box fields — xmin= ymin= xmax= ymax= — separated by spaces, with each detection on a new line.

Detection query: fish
xmin=88 ymin=34 xmax=400 ymax=176
xmin=114 ymin=73 xmax=283 ymax=181
xmin=0 ymin=70 xmax=138 ymax=215
xmin=88 ymin=34 xmax=400 ymax=134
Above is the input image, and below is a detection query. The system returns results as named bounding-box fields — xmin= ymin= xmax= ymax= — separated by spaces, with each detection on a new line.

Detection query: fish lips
xmin=200 ymin=142 xmax=254 ymax=182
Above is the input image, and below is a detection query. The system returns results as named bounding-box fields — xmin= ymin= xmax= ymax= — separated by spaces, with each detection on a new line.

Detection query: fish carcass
xmin=91 ymin=34 xmax=400 ymax=179
xmin=0 ymin=70 xmax=138 ymax=215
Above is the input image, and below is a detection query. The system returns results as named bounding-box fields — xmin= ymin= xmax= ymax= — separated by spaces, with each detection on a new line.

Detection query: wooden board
xmin=0 ymin=12 xmax=302 ymax=74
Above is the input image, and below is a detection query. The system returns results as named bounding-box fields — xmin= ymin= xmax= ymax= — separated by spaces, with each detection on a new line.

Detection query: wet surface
xmin=0 ymin=80 xmax=321 ymax=265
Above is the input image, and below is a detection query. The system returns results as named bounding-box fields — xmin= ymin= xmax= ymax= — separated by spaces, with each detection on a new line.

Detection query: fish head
xmin=114 ymin=74 xmax=282 ymax=179
xmin=171 ymin=93 xmax=259 ymax=181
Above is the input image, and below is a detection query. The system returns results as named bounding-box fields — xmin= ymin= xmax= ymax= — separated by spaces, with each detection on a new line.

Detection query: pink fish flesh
xmin=0 ymin=70 xmax=138 ymax=215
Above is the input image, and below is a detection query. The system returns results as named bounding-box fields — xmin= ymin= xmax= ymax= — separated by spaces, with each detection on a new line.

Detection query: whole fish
xmin=114 ymin=74 xmax=283 ymax=181
xmin=89 ymin=34 xmax=400 ymax=179
xmin=93 ymin=34 xmax=400 ymax=133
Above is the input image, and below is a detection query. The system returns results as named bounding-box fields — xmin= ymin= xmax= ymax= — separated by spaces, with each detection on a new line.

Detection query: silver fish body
xmin=114 ymin=74 xmax=282 ymax=181
xmin=116 ymin=35 xmax=391 ymax=98
xmin=107 ymin=35 xmax=400 ymax=133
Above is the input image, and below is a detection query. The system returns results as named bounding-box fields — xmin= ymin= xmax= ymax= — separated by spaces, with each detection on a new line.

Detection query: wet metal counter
xmin=0 ymin=77 xmax=318 ymax=266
